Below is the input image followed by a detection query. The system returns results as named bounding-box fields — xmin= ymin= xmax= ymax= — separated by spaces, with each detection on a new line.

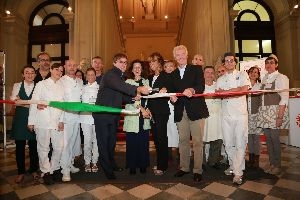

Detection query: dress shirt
xmin=178 ymin=65 xmax=187 ymax=79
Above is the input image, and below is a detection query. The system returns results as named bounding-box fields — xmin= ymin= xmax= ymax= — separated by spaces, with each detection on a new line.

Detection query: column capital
xmin=63 ymin=12 xmax=74 ymax=23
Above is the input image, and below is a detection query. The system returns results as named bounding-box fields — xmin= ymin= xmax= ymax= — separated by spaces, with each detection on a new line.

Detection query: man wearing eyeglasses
xmin=93 ymin=53 xmax=151 ymax=180
xmin=215 ymin=52 xmax=251 ymax=185
xmin=34 ymin=52 xmax=51 ymax=83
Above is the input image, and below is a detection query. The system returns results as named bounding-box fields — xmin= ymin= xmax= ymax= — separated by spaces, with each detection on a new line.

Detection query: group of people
xmin=10 ymin=44 xmax=289 ymax=186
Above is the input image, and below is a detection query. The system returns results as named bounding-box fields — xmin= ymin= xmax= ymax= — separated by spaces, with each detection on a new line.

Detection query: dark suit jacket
xmin=147 ymin=71 xmax=170 ymax=115
xmin=170 ymin=64 xmax=209 ymax=122
xmin=93 ymin=67 xmax=137 ymax=122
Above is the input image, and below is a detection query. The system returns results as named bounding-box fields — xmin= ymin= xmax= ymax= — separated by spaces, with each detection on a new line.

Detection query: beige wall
xmin=179 ymin=0 xmax=230 ymax=66
xmin=124 ymin=34 xmax=176 ymax=61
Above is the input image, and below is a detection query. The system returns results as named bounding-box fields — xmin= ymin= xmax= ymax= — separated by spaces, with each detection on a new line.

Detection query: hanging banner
xmin=289 ymin=97 xmax=300 ymax=147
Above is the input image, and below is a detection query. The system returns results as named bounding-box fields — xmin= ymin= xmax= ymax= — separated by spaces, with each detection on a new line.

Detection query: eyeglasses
xmin=117 ymin=60 xmax=128 ymax=65
xmin=224 ymin=59 xmax=235 ymax=64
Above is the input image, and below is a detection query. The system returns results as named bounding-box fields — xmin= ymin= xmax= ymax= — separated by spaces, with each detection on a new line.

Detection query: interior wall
xmin=73 ymin=0 xmax=123 ymax=71
xmin=124 ymin=34 xmax=176 ymax=61
xmin=179 ymin=0 xmax=230 ymax=66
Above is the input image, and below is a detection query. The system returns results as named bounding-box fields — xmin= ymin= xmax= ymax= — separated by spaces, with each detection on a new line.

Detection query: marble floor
xmin=0 ymin=141 xmax=300 ymax=200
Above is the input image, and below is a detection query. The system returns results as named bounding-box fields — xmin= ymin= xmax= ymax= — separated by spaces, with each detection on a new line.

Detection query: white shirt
xmin=80 ymin=81 xmax=99 ymax=124
xmin=10 ymin=82 xmax=35 ymax=100
xmin=178 ymin=65 xmax=187 ymax=79
xmin=28 ymin=78 xmax=64 ymax=129
xmin=216 ymin=70 xmax=251 ymax=116
xmin=261 ymin=71 xmax=289 ymax=106
xmin=60 ymin=75 xmax=83 ymax=123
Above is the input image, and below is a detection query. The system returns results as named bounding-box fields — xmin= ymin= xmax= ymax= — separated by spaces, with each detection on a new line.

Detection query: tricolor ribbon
xmin=1 ymin=88 xmax=298 ymax=113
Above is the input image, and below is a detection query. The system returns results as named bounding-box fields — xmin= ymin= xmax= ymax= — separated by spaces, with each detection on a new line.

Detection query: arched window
xmin=28 ymin=0 xmax=70 ymax=65
xmin=233 ymin=0 xmax=275 ymax=62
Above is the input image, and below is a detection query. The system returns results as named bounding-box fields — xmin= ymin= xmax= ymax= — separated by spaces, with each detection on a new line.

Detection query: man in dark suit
xmin=93 ymin=53 xmax=150 ymax=179
xmin=170 ymin=45 xmax=209 ymax=182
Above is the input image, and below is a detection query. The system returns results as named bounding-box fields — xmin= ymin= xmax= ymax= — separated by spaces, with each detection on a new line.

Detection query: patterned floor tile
xmin=239 ymin=181 xmax=273 ymax=195
xmin=51 ymin=184 xmax=85 ymax=199
xmin=228 ymin=188 xmax=266 ymax=200
xmin=190 ymin=190 xmax=226 ymax=200
xmin=202 ymin=182 xmax=236 ymax=197
xmin=0 ymin=191 xmax=20 ymax=200
xmin=148 ymin=191 xmax=186 ymax=200
xmin=0 ymin=184 xmax=14 ymax=194
xmin=275 ymin=178 xmax=300 ymax=192
xmin=165 ymin=183 xmax=200 ymax=199
xmin=268 ymin=186 xmax=300 ymax=200
xmin=106 ymin=191 xmax=140 ymax=200
xmin=88 ymin=184 xmax=123 ymax=200
xmin=263 ymin=195 xmax=284 ymax=200
xmin=127 ymin=184 xmax=162 ymax=199
xmin=63 ymin=192 xmax=96 ymax=200
xmin=0 ymin=143 xmax=299 ymax=199
xmin=15 ymin=184 xmax=49 ymax=199
xmin=25 ymin=191 xmax=59 ymax=200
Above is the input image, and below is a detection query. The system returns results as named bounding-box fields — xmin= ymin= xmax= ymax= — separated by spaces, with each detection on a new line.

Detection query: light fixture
xmin=5 ymin=10 xmax=11 ymax=15
xmin=294 ymin=4 xmax=299 ymax=9
xmin=164 ymin=15 xmax=168 ymax=19
xmin=120 ymin=16 xmax=123 ymax=19
xmin=67 ymin=6 xmax=72 ymax=12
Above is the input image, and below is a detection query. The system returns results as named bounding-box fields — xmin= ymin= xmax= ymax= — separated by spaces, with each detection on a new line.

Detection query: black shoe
xmin=193 ymin=173 xmax=202 ymax=182
xmin=53 ymin=169 xmax=62 ymax=182
xmin=113 ymin=166 xmax=124 ymax=172
xmin=105 ymin=172 xmax=116 ymax=180
xmin=43 ymin=172 xmax=55 ymax=185
xmin=140 ymin=167 xmax=147 ymax=174
xmin=174 ymin=170 xmax=189 ymax=177
xmin=129 ymin=168 xmax=136 ymax=175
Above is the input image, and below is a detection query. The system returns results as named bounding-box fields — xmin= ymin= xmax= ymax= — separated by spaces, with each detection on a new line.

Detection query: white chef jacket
xmin=59 ymin=75 xmax=83 ymax=123
xmin=28 ymin=78 xmax=64 ymax=129
xmin=80 ymin=81 xmax=99 ymax=125
xmin=216 ymin=70 xmax=251 ymax=116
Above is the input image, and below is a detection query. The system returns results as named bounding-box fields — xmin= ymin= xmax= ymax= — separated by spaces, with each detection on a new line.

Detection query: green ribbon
xmin=49 ymin=101 xmax=123 ymax=113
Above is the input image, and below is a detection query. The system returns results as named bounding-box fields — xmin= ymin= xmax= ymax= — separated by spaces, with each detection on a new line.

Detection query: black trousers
xmin=15 ymin=140 xmax=39 ymax=175
xmin=94 ymin=117 xmax=118 ymax=174
xmin=151 ymin=114 xmax=169 ymax=171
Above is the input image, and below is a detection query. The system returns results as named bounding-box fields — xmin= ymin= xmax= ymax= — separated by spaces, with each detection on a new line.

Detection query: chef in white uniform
xmin=216 ymin=52 xmax=250 ymax=185
xmin=80 ymin=68 xmax=99 ymax=173
xmin=60 ymin=59 xmax=83 ymax=182
xmin=28 ymin=64 xmax=65 ymax=185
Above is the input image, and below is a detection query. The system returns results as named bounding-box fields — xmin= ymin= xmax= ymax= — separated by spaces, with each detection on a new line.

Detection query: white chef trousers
xmin=35 ymin=128 xmax=64 ymax=174
xmin=61 ymin=123 xmax=80 ymax=173
xmin=222 ymin=114 xmax=248 ymax=176
xmin=81 ymin=123 xmax=99 ymax=165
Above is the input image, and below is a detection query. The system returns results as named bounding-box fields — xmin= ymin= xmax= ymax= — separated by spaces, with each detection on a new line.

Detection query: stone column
xmin=63 ymin=11 xmax=75 ymax=60
xmin=179 ymin=0 xmax=231 ymax=66
xmin=73 ymin=0 xmax=123 ymax=69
